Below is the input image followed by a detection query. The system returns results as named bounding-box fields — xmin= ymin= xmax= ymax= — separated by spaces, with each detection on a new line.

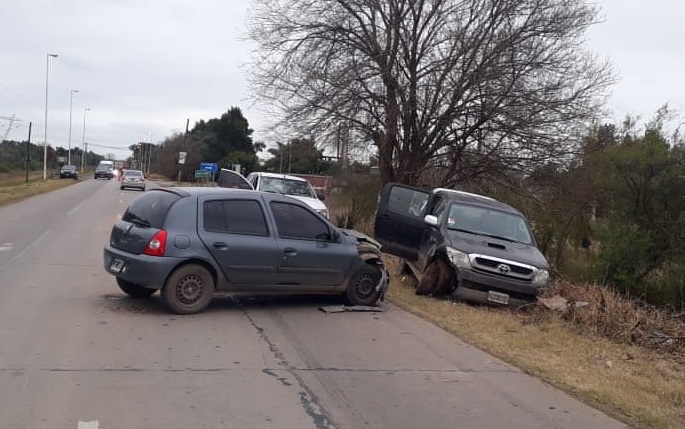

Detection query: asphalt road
xmin=0 ymin=178 xmax=628 ymax=429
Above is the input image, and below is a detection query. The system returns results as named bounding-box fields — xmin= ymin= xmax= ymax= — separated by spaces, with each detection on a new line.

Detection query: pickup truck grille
xmin=470 ymin=254 xmax=535 ymax=281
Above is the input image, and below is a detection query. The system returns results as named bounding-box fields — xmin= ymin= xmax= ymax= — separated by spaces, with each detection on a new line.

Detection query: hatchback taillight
xmin=144 ymin=230 xmax=167 ymax=256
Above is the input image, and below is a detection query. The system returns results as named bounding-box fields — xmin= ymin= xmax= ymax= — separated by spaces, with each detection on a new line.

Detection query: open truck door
xmin=216 ymin=168 xmax=254 ymax=190
xmin=374 ymin=183 xmax=431 ymax=261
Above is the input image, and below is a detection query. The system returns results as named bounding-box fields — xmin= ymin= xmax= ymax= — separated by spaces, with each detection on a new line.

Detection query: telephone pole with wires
xmin=0 ymin=115 xmax=22 ymax=141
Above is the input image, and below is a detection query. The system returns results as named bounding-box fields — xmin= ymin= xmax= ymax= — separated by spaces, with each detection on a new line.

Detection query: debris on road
xmin=538 ymin=295 xmax=569 ymax=311
xmin=319 ymin=305 xmax=385 ymax=314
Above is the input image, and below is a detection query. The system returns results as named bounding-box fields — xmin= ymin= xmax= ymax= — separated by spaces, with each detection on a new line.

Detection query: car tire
xmin=120 ymin=186 xmax=124 ymax=190
xmin=161 ymin=264 xmax=215 ymax=315
xmin=344 ymin=263 xmax=382 ymax=306
xmin=116 ymin=277 xmax=156 ymax=298
xmin=416 ymin=259 xmax=452 ymax=296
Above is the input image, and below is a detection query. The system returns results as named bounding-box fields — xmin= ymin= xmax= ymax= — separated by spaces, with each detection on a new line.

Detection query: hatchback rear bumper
xmin=103 ymin=245 xmax=181 ymax=290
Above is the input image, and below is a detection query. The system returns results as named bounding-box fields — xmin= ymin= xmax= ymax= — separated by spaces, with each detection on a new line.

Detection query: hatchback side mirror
xmin=424 ymin=214 xmax=439 ymax=227
xmin=316 ymin=191 xmax=326 ymax=201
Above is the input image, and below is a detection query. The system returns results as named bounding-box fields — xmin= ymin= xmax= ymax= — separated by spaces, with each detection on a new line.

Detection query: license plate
xmin=487 ymin=290 xmax=509 ymax=305
xmin=110 ymin=258 xmax=125 ymax=273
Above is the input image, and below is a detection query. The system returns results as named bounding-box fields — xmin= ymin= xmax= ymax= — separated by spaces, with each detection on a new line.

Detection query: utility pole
xmin=288 ymin=141 xmax=292 ymax=173
xmin=67 ymin=89 xmax=79 ymax=165
xmin=26 ymin=122 xmax=32 ymax=183
xmin=83 ymin=142 xmax=88 ymax=170
xmin=177 ymin=118 xmax=189 ymax=182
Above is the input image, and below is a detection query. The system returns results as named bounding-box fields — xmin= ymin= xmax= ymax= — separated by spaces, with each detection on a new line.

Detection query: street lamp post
xmin=67 ymin=89 xmax=79 ymax=165
xmin=81 ymin=108 xmax=90 ymax=172
xmin=43 ymin=52 xmax=58 ymax=180
xmin=67 ymin=89 xmax=78 ymax=165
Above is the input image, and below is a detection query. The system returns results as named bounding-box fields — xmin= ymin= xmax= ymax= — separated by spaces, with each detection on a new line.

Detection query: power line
xmin=0 ymin=81 xmax=44 ymax=112
xmin=0 ymin=115 xmax=23 ymax=141
xmin=85 ymin=141 xmax=135 ymax=151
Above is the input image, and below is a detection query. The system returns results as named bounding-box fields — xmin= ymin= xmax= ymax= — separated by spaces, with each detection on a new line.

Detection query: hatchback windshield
xmin=61 ymin=165 xmax=76 ymax=171
xmin=445 ymin=203 xmax=533 ymax=244
xmin=259 ymin=177 xmax=316 ymax=198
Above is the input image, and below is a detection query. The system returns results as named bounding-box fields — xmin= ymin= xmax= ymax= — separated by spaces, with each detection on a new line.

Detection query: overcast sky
xmin=0 ymin=0 xmax=682 ymax=161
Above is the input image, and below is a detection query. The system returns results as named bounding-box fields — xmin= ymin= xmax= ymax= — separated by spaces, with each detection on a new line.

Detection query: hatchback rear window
xmin=122 ymin=191 xmax=182 ymax=229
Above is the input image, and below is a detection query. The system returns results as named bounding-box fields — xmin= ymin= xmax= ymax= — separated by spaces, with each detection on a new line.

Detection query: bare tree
xmin=247 ymin=0 xmax=615 ymax=186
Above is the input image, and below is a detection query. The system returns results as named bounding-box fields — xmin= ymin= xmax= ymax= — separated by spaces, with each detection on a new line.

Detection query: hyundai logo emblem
xmin=497 ymin=264 xmax=511 ymax=274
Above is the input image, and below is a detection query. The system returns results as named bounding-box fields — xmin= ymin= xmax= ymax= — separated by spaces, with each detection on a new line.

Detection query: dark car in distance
xmin=59 ymin=165 xmax=79 ymax=179
xmin=103 ymin=187 xmax=388 ymax=314
xmin=374 ymin=183 xmax=550 ymax=307
xmin=94 ymin=164 xmax=113 ymax=179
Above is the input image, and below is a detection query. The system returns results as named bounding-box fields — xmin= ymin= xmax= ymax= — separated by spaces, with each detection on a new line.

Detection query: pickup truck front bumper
xmin=451 ymin=268 xmax=546 ymax=308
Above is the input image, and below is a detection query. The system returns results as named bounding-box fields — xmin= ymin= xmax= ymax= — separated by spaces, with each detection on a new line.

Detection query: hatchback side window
xmin=270 ymin=202 xmax=330 ymax=240
xmin=224 ymin=200 xmax=269 ymax=236
xmin=203 ymin=200 xmax=227 ymax=232
xmin=203 ymin=200 xmax=268 ymax=236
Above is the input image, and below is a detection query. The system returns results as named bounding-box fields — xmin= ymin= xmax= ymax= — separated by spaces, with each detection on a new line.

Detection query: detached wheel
xmin=116 ymin=277 xmax=156 ymax=298
xmin=344 ymin=264 xmax=382 ymax=306
xmin=162 ymin=264 xmax=215 ymax=314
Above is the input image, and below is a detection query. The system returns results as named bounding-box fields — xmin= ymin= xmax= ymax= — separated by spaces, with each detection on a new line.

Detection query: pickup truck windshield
xmin=445 ymin=203 xmax=533 ymax=244
xmin=259 ymin=177 xmax=317 ymax=198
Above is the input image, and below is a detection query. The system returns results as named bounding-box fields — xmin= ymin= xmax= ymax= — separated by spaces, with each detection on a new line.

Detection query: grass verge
xmin=385 ymin=258 xmax=684 ymax=429
xmin=0 ymin=172 xmax=79 ymax=207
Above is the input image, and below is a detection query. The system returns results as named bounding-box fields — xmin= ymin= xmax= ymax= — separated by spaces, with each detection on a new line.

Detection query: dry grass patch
xmin=385 ymin=260 xmax=684 ymax=429
xmin=0 ymin=175 xmax=77 ymax=207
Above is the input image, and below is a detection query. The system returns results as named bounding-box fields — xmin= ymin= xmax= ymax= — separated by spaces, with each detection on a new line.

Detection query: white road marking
xmin=78 ymin=421 xmax=99 ymax=429
xmin=0 ymin=243 xmax=13 ymax=252
xmin=116 ymin=214 xmax=122 ymax=220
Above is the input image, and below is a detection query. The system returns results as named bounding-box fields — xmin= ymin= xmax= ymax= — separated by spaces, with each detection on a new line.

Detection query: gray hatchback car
xmin=103 ymin=187 xmax=388 ymax=314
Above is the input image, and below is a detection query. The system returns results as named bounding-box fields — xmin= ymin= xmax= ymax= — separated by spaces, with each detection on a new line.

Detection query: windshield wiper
xmin=479 ymin=233 xmax=517 ymax=243
xmin=125 ymin=213 xmax=150 ymax=227
xmin=448 ymin=227 xmax=479 ymax=235
xmin=449 ymin=227 xmax=517 ymax=243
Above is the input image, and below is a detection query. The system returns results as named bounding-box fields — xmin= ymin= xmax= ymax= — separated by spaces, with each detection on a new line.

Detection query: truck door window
xmin=388 ymin=186 xmax=428 ymax=218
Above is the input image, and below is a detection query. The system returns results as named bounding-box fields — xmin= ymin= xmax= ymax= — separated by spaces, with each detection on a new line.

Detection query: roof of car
xmin=160 ymin=186 xmax=314 ymax=206
xmin=433 ymin=187 xmax=522 ymax=215
xmin=253 ymin=172 xmax=308 ymax=182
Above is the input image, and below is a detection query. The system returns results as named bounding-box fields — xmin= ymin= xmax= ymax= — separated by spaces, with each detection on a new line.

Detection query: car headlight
xmin=446 ymin=247 xmax=471 ymax=268
xmin=532 ymin=269 xmax=550 ymax=285
xmin=317 ymin=209 xmax=329 ymax=219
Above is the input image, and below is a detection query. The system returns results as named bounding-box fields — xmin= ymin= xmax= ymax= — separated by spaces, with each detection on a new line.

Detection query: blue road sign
xmin=200 ymin=162 xmax=218 ymax=173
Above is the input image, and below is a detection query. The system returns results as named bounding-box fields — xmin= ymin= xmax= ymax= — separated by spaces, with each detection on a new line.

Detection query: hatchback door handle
xmin=213 ymin=242 xmax=228 ymax=249
xmin=283 ymin=247 xmax=298 ymax=256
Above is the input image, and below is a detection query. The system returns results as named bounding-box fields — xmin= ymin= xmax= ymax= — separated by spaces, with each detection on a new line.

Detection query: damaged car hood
xmin=338 ymin=228 xmax=383 ymax=251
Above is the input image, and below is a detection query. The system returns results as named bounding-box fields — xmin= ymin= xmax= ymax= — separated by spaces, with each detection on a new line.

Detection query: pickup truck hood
xmin=287 ymin=195 xmax=327 ymax=212
xmin=446 ymin=230 xmax=548 ymax=269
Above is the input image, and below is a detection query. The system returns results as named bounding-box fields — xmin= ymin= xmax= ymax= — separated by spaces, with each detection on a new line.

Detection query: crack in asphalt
xmin=237 ymin=303 xmax=340 ymax=429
